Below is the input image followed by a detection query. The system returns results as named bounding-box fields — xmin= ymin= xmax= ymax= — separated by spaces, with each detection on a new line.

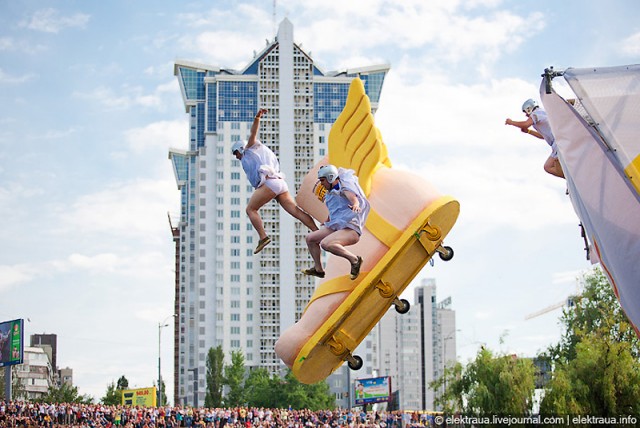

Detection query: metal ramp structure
xmin=541 ymin=64 xmax=640 ymax=335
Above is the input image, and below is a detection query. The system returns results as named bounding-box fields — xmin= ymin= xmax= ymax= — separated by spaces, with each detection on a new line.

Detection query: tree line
xmin=97 ymin=351 xmax=335 ymax=410
xmin=5 ymin=268 xmax=639 ymax=417
xmin=431 ymin=268 xmax=640 ymax=416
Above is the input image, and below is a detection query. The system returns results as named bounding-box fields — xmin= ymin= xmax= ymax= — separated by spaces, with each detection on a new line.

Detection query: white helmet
xmin=522 ymin=99 xmax=538 ymax=115
xmin=231 ymin=140 xmax=246 ymax=155
xmin=318 ymin=165 xmax=339 ymax=183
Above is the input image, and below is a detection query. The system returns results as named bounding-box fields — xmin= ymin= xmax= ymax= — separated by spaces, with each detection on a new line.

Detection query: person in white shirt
xmin=506 ymin=98 xmax=564 ymax=178
xmin=233 ymin=108 xmax=318 ymax=253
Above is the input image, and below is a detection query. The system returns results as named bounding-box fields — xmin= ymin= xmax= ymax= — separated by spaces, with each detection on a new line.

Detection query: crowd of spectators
xmin=0 ymin=401 xmax=438 ymax=428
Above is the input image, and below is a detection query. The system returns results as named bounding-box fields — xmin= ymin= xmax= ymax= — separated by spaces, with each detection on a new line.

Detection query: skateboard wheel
xmin=395 ymin=298 xmax=410 ymax=314
xmin=347 ymin=355 xmax=363 ymax=371
xmin=438 ymin=245 xmax=454 ymax=261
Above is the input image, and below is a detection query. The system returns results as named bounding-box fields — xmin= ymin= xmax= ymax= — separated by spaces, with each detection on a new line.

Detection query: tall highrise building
xmin=378 ymin=278 xmax=457 ymax=410
xmin=30 ymin=333 xmax=57 ymax=372
xmin=169 ymin=18 xmax=389 ymax=406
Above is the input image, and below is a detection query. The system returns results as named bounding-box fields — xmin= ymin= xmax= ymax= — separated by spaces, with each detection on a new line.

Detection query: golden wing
xmin=328 ymin=78 xmax=391 ymax=196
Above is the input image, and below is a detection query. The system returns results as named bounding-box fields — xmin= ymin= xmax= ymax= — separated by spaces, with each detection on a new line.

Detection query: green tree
xmin=102 ymin=375 xmax=129 ymax=405
xmin=157 ymin=379 xmax=168 ymax=406
xmin=279 ymin=370 xmax=335 ymax=410
xmin=38 ymin=382 xmax=93 ymax=404
xmin=540 ymin=268 xmax=640 ymax=416
xmin=244 ymin=367 xmax=275 ymax=407
xmin=547 ymin=268 xmax=640 ymax=363
xmin=101 ymin=381 xmax=121 ymax=405
xmin=224 ymin=349 xmax=246 ymax=406
xmin=117 ymin=375 xmax=129 ymax=390
xmin=432 ymin=347 xmax=535 ymax=415
xmin=204 ymin=345 xmax=225 ymax=407
xmin=244 ymin=368 xmax=334 ymax=410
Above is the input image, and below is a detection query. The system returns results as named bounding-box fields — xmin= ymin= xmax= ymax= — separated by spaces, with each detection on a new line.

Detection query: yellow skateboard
xmin=292 ymin=196 xmax=459 ymax=384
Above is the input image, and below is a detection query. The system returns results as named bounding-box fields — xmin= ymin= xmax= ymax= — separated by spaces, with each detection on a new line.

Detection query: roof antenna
xmin=273 ymin=0 xmax=276 ymax=37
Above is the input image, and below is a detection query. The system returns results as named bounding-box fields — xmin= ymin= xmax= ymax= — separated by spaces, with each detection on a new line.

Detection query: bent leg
xmin=275 ymin=291 xmax=349 ymax=367
xmin=306 ymin=227 xmax=335 ymax=272
xmin=544 ymin=156 xmax=565 ymax=178
xmin=246 ymin=185 xmax=277 ymax=240
xmin=276 ymin=192 xmax=319 ymax=231
xmin=320 ymin=228 xmax=361 ymax=265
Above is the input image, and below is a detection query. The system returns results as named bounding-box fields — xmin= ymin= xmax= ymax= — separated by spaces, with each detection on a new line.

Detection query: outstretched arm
xmin=505 ymin=117 xmax=542 ymax=139
xmin=246 ymin=108 xmax=268 ymax=149
xmin=505 ymin=117 xmax=533 ymax=130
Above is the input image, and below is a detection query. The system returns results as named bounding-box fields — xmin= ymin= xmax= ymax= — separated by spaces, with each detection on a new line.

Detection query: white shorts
xmin=263 ymin=177 xmax=289 ymax=196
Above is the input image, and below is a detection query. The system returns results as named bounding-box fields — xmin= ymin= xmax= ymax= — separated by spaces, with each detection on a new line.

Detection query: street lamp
xmin=158 ymin=314 xmax=176 ymax=406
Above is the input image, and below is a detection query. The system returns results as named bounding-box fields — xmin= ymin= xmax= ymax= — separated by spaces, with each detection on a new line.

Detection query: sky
xmin=1 ymin=0 xmax=639 ymax=402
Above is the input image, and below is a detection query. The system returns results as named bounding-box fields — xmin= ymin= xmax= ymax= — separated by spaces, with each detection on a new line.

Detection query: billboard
xmin=354 ymin=376 xmax=391 ymax=405
xmin=122 ymin=387 xmax=157 ymax=407
xmin=0 ymin=318 xmax=24 ymax=367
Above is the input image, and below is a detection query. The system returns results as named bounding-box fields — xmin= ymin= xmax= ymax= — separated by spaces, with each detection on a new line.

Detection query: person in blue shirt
xmin=232 ymin=109 xmax=318 ymax=253
xmin=302 ymin=164 xmax=369 ymax=280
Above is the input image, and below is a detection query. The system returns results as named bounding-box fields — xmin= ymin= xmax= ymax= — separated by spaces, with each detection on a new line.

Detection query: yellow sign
xmin=122 ymin=387 xmax=157 ymax=407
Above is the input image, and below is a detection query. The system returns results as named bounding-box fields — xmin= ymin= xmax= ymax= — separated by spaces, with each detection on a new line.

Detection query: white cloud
xmin=21 ymin=8 xmax=90 ymax=33
xmin=125 ymin=120 xmax=188 ymax=154
xmin=0 ymin=37 xmax=47 ymax=54
xmin=54 ymin=178 xmax=178 ymax=243
xmin=0 ymin=37 xmax=14 ymax=51
xmin=0 ymin=68 xmax=37 ymax=84
xmin=72 ymin=80 xmax=179 ymax=111
xmin=281 ymin=0 xmax=543 ymax=77
xmin=475 ymin=311 xmax=493 ymax=320
xmin=620 ymin=31 xmax=640 ymax=56
xmin=0 ymin=265 xmax=34 ymax=292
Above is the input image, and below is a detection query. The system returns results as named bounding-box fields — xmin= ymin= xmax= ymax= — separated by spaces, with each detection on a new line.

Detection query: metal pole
xmin=157 ymin=315 xmax=176 ymax=407
xmin=4 ymin=366 xmax=11 ymax=400
xmin=347 ymin=366 xmax=351 ymax=409
xmin=193 ymin=368 xmax=198 ymax=408
xmin=158 ymin=323 xmax=162 ymax=406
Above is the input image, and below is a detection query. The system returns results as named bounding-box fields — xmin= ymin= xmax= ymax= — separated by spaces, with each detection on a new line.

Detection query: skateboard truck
xmin=415 ymin=223 xmax=455 ymax=261
xmin=375 ymin=280 xmax=394 ymax=298
xmin=420 ymin=222 xmax=442 ymax=241
xmin=327 ymin=336 xmax=364 ymax=371
xmin=375 ymin=281 xmax=411 ymax=314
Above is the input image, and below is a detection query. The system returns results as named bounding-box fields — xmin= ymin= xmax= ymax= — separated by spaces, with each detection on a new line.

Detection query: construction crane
xmin=524 ymin=283 xmax=580 ymax=321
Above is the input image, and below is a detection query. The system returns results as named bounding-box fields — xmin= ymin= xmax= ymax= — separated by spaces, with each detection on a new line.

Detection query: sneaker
xmin=350 ymin=256 xmax=363 ymax=280
xmin=302 ymin=267 xmax=325 ymax=278
xmin=253 ymin=236 xmax=271 ymax=254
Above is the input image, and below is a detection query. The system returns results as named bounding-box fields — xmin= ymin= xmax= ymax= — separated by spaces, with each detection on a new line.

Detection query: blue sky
xmin=1 ymin=0 xmax=639 ymax=402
